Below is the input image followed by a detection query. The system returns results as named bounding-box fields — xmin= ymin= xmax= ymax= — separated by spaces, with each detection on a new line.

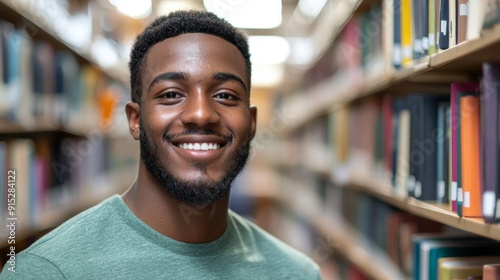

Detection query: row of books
xmin=0 ymin=19 xmax=124 ymax=129
xmin=390 ymin=0 xmax=499 ymax=68
xmin=0 ymin=136 xmax=138 ymax=239
xmin=413 ymin=234 xmax=500 ymax=280
xmin=326 ymin=62 xmax=500 ymax=223
xmin=302 ymin=5 xmax=384 ymax=89
xmin=298 ymin=0 xmax=500 ymax=93
xmin=341 ymin=190 xmax=500 ymax=280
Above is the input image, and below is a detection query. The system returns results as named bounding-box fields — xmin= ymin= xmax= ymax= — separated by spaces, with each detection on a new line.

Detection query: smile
xmin=177 ymin=143 xmax=221 ymax=150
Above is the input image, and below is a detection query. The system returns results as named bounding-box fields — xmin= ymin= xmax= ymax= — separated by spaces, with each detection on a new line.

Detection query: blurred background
xmin=2 ymin=0 xmax=500 ymax=279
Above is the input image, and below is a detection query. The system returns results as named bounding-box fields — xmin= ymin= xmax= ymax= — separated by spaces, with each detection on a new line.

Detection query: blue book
xmin=423 ymin=240 xmax=500 ymax=280
xmin=436 ymin=102 xmax=451 ymax=203
xmin=394 ymin=0 xmax=402 ymax=69
xmin=422 ymin=0 xmax=429 ymax=55
xmin=412 ymin=234 xmax=489 ymax=280
xmin=439 ymin=0 xmax=449 ymax=49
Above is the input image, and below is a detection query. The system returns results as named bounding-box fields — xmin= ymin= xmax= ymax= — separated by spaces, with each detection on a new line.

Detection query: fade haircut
xmin=128 ymin=10 xmax=251 ymax=104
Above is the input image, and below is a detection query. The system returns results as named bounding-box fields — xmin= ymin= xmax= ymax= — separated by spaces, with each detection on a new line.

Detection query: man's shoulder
xmin=23 ymin=195 xmax=120 ymax=257
xmin=228 ymin=211 xmax=321 ymax=277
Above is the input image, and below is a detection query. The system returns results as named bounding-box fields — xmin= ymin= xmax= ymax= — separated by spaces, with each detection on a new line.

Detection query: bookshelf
xmin=282 ymin=25 xmax=500 ymax=134
xmin=0 ymin=0 xmax=138 ymax=260
xmin=268 ymin=0 xmax=500 ymax=278
xmin=0 ymin=0 xmax=128 ymax=84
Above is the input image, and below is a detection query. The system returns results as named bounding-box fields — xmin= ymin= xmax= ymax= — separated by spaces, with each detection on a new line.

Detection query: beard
xmin=139 ymin=120 xmax=251 ymax=207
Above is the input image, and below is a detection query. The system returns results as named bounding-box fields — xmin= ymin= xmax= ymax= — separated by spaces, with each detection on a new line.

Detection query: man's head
xmin=129 ymin=10 xmax=252 ymax=103
xmin=125 ymin=10 xmax=257 ymax=207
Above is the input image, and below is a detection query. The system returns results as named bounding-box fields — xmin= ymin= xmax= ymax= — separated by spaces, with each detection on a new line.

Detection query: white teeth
xmin=179 ymin=143 xmax=220 ymax=150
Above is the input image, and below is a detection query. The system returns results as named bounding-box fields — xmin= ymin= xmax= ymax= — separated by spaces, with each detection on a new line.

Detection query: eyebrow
xmin=147 ymin=71 xmax=188 ymax=92
xmin=213 ymin=72 xmax=248 ymax=92
xmin=146 ymin=71 xmax=248 ymax=93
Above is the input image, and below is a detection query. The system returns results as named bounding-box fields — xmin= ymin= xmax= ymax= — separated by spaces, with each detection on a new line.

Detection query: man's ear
xmin=249 ymin=105 xmax=257 ymax=140
xmin=125 ymin=101 xmax=141 ymax=140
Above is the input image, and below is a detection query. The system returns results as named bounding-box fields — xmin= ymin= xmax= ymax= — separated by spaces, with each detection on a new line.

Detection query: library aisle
xmin=2 ymin=0 xmax=500 ymax=279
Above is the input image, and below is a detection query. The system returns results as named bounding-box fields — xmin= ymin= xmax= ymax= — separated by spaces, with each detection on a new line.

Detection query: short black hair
xmin=129 ymin=10 xmax=251 ymax=103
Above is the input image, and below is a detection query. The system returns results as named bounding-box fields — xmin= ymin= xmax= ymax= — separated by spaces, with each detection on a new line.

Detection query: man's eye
xmin=161 ymin=92 xmax=181 ymax=98
xmin=215 ymin=93 xmax=234 ymax=100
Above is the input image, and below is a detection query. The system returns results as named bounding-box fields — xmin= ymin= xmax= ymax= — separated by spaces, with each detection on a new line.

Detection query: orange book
xmin=460 ymin=96 xmax=482 ymax=217
xmin=483 ymin=264 xmax=500 ymax=280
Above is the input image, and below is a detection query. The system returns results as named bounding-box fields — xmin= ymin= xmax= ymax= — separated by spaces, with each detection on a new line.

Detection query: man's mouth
xmin=177 ymin=143 xmax=221 ymax=151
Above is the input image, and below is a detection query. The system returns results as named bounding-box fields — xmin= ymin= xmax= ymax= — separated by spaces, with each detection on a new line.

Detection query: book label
xmin=483 ymin=191 xmax=495 ymax=216
xmin=464 ymin=191 xmax=471 ymax=208
xmin=451 ymin=182 xmax=458 ymax=200
xmin=438 ymin=181 xmax=446 ymax=199
xmin=441 ymin=20 xmax=448 ymax=34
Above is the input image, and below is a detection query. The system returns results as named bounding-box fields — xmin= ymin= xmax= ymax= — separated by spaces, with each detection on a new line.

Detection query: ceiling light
xmin=157 ymin=1 xmax=204 ymax=15
xmin=286 ymin=37 xmax=316 ymax=65
xmin=248 ymin=36 xmax=290 ymax=65
xmin=297 ymin=0 xmax=328 ymax=18
xmin=203 ymin=0 xmax=282 ymax=29
xmin=252 ymin=64 xmax=284 ymax=88
xmin=109 ymin=0 xmax=152 ymax=19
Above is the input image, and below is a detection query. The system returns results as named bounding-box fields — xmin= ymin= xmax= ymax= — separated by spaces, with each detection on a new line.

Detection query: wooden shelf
xmin=276 ymin=192 xmax=405 ymax=280
xmin=430 ymin=25 xmax=500 ymax=72
xmin=347 ymin=174 xmax=500 ymax=242
xmin=0 ymin=0 xmax=128 ymax=84
xmin=0 ymin=120 xmax=85 ymax=138
xmin=267 ymin=155 xmax=500 ymax=242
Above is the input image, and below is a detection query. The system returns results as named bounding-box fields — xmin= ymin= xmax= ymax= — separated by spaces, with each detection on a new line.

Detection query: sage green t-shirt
xmin=1 ymin=195 xmax=322 ymax=279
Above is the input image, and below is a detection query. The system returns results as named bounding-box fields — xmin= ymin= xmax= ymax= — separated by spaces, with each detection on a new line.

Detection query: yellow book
xmin=401 ymin=0 xmax=413 ymax=65
xmin=439 ymin=256 xmax=500 ymax=280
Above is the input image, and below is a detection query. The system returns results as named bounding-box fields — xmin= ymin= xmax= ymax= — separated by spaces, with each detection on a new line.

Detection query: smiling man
xmin=0 ymin=10 xmax=322 ymax=279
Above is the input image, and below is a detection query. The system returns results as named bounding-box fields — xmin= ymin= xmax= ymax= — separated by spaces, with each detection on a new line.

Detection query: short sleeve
xmin=0 ymin=252 xmax=65 ymax=280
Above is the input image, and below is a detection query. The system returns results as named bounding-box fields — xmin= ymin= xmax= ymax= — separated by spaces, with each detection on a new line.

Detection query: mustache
xmin=163 ymin=129 xmax=232 ymax=142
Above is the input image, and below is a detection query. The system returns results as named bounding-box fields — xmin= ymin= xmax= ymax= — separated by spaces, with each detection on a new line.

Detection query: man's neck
xmin=122 ymin=164 xmax=230 ymax=244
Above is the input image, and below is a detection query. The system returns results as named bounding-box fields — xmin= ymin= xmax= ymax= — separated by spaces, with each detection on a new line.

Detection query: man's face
xmin=132 ymin=33 xmax=256 ymax=206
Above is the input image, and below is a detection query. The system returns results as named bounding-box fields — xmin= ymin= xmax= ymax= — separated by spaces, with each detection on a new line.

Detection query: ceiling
xmin=141 ymin=0 xmax=338 ymax=91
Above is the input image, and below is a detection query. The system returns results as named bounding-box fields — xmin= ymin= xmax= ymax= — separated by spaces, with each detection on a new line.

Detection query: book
xmin=396 ymin=108 xmax=411 ymax=197
xmin=480 ymin=63 xmax=500 ymax=224
xmin=422 ymin=240 xmax=500 ymax=280
xmin=382 ymin=95 xmax=394 ymax=180
xmin=450 ymin=83 xmax=479 ymax=215
xmin=412 ymin=234 xmax=484 ymax=280
xmin=483 ymin=0 xmax=500 ymax=30
xmin=407 ymin=94 xmax=448 ymax=200
xmin=422 ymin=0 xmax=430 ymax=55
xmin=392 ymin=0 xmax=402 ymax=69
xmin=8 ymin=139 xmax=36 ymax=230
xmin=401 ymin=0 xmax=413 ymax=65
xmin=439 ymin=0 xmax=450 ymax=49
xmin=429 ymin=0 xmax=438 ymax=54
xmin=438 ymin=256 xmax=500 ymax=280
xmin=437 ymin=102 xmax=451 ymax=204
xmin=457 ymin=0 xmax=469 ymax=44
xmin=460 ymin=95 xmax=482 ymax=217
xmin=449 ymin=0 xmax=457 ymax=47
xmin=413 ymin=0 xmax=423 ymax=59
xmin=467 ymin=0 xmax=487 ymax=40
xmin=483 ymin=264 xmax=500 ymax=280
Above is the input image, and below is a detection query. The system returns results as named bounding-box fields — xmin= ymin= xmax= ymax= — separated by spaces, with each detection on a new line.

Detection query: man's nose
xmin=180 ymin=93 xmax=220 ymax=127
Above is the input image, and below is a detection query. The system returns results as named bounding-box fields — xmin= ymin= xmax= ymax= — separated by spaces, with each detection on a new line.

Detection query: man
xmin=1 ymin=10 xmax=322 ymax=279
